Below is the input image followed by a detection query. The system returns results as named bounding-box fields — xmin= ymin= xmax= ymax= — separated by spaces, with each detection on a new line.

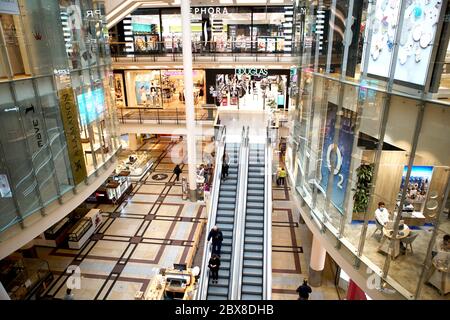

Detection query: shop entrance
xmin=206 ymin=69 xmax=289 ymax=111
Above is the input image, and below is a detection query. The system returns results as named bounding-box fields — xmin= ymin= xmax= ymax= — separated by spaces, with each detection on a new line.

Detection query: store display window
xmin=131 ymin=14 xmax=160 ymax=53
xmin=206 ymin=69 xmax=288 ymax=110
xmin=126 ymin=69 xmax=206 ymax=109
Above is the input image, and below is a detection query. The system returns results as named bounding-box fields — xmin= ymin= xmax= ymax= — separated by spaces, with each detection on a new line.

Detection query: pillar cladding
xmin=308 ymin=235 xmax=327 ymax=287
xmin=181 ymin=0 xmax=197 ymax=201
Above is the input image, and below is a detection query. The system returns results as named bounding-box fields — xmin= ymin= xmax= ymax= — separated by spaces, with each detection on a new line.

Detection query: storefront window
xmin=0 ymin=13 xmax=28 ymax=77
xmin=390 ymin=101 xmax=450 ymax=299
xmin=126 ymin=69 xmax=206 ymax=110
xmin=131 ymin=11 xmax=160 ymax=53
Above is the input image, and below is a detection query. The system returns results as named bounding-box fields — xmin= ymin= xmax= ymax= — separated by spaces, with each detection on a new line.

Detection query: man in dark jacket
xmin=207 ymin=225 xmax=223 ymax=256
xmin=208 ymin=254 xmax=221 ymax=284
xmin=296 ymin=279 xmax=312 ymax=300
xmin=173 ymin=164 xmax=182 ymax=181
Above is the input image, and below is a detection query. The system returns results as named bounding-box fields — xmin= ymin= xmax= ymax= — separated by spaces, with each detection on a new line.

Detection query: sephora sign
xmin=190 ymin=7 xmax=229 ymax=15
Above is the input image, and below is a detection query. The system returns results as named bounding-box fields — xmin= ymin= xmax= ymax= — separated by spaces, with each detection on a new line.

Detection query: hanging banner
xmin=58 ymin=88 xmax=87 ymax=185
xmin=0 ymin=0 xmax=19 ymax=15
xmin=319 ymin=103 xmax=356 ymax=213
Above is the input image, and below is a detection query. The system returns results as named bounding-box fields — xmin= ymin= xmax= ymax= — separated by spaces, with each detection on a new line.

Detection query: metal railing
xmin=117 ymin=105 xmax=217 ymax=124
xmin=230 ymin=126 xmax=249 ymax=299
xmin=263 ymin=125 xmax=273 ymax=299
xmin=197 ymin=125 xmax=226 ymax=300
xmin=110 ymin=40 xmax=299 ymax=62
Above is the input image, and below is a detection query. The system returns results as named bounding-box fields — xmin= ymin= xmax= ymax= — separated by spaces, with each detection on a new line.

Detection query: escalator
xmin=240 ymin=143 xmax=266 ymax=299
xmin=205 ymin=142 xmax=240 ymax=300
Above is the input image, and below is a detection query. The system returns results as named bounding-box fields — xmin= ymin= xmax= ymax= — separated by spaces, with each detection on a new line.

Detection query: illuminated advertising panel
xmin=366 ymin=0 xmax=443 ymax=86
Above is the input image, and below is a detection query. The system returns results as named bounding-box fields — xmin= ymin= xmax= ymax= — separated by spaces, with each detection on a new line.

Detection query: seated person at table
xmin=375 ymin=202 xmax=390 ymax=226
xmin=432 ymin=234 xmax=450 ymax=258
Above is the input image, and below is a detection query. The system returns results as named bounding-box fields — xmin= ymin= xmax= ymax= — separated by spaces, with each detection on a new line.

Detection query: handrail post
xmin=138 ymin=108 xmax=142 ymax=124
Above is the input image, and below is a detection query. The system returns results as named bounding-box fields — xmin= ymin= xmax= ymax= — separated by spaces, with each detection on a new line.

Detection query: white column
xmin=0 ymin=281 xmax=10 ymax=300
xmin=128 ymin=133 xmax=138 ymax=151
xmin=308 ymin=235 xmax=327 ymax=287
xmin=181 ymin=0 xmax=197 ymax=201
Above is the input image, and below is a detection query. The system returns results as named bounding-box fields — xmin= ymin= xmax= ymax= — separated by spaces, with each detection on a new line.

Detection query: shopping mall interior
xmin=0 ymin=0 xmax=449 ymax=302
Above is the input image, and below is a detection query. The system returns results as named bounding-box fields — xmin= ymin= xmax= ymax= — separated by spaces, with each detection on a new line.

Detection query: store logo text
xmin=190 ymin=7 xmax=228 ymax=15
xmin=235 ymin=68 xmax=268 ymax=77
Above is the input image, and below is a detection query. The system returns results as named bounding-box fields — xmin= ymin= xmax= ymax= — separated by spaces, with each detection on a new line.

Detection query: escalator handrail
xmin=230 ymin=126 xmax=249 ymax=299
xmin=197 ymin=127 xmax=226 ymax=300
xmin=228 ymin=126 xmax=248 ymax=299
xmin=263 ymin=127 xmax=273 ymax=299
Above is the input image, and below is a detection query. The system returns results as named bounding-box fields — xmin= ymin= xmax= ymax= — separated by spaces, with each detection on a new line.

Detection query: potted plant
xmin=352 ymin=163 xmax=374 ymax=220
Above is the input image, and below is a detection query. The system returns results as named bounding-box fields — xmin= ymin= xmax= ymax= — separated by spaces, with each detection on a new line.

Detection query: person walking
xmin=173 ymin=164 xmax=182 ymax=181
xmin=207 ymin=225 xmax=223 ymax=256
xmin=278 ymin=167 xmax=287 ymax=186
xmin=208 ymin=254 xmax=221 ymax=284
xmin=222 ymin=162 xmax=229 ymax=180
xmin=296 ymin=279 xmax=312 ymax=300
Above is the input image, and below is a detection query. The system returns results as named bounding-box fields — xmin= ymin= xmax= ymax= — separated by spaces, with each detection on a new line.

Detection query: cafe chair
xmin=372 ymin=219 xmax=384 ymax=242
xmin=401 ymin=232 xmax=418 ymax=255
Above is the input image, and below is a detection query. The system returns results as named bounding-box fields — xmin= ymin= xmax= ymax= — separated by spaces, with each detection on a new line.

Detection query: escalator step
xmin=248 ymin=189 xmax=264 ymax=196
xmin=246 ymin=208 xmax=264 ymax=215
xmin=244 ymin=243 xmax=263 ymax=252
xmin=248 ymin=178 xmax=264 ymax=184
xmin=220 ymin=253 xmax=231 ymax=261
xmin=218 ymin=203 xmax=235 ymax=210
xmin=222 ymin=179 xmax=237 ymax=185
xmin=217 ymin=210 xmax=235 ymax=218
xmin=217 ymin=224 xmax=233 ymax=231
xmin=246 ymin=215 xmax=264 ymax=223
xmin=243 ymin=267 xmax=263 ymax=277
xmin=242 ymin=276 xmax=263 ymax=286
xmin=219 ymin=245 xmax=232 ymax=254
xmin=247 ymin=202 xmax=264 ymax=209
xmin=245 ymin=229 xmax=264 ymax=237
xmin=248 ymin=184 xmax=264 ymax=190
xmin=220 ymin=191 xmax=236 ymax=198
xmin=219 ymin=198 xmax=236 ymax=204
xmin=243 ymin=259 xmax=263 ymax=268
xmin=242 ymin=293 xmax=262 ymax=300
xmin=244 ymin=251 xmax=263 ymax=260
xmin=216 ymin=216 xmax=234 ymax=224
xmin=244 ymin=236 xmax=263 ymax=245
xmin=207 ymin=295 xmax=228 ymax=300
xmin=209 ymin=278 xmax=229 ymax=287
xmin=221 ymin=185 xmax=237 ymax=191
xmin=245 ymin=221 xmax=264 ymax=229
xmin=247 ymin=196 xmax=264 ymax=203
xmin=221 ymin=231 xmax=233 ymax=239
xmin=207 ymin=286 xmax=228 ymax=296
xmin=242 ymin=284 xmax=263 ymax=295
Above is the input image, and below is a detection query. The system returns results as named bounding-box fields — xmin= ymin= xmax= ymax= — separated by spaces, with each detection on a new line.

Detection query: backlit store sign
xmin=235 ymin=68 xmax=268 ymax=77
xmin=190 ymin=7 xmax=229 ymax=15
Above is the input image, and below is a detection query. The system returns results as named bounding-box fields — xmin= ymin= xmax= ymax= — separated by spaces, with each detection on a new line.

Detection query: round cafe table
xmin=377 ymin=224 xmax=410 ymax=259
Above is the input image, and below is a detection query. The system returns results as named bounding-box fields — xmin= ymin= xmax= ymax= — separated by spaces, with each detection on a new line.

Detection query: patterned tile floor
xmin=39 ymin=138 xmax=207 ymax=300
xmin=35 ymin=137 xmax=339 ymax=300
xmin=271 ymin=176 xmax=341 ymax=300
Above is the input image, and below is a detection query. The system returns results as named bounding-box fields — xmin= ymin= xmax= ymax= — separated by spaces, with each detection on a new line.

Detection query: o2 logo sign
xmin=326 ymin=143 xmax=344 ymax=189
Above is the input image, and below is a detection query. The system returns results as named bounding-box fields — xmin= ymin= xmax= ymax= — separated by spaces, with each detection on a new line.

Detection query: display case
xmin=68 ymin=218 xmax=93 ymax=243
xmin=117 ymin=152 xmax=154 ymax=181
xmin=67 ymin=209 xmax=102 ymax=249
xmin=0 ymin=258 xmax=53 ymax=300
